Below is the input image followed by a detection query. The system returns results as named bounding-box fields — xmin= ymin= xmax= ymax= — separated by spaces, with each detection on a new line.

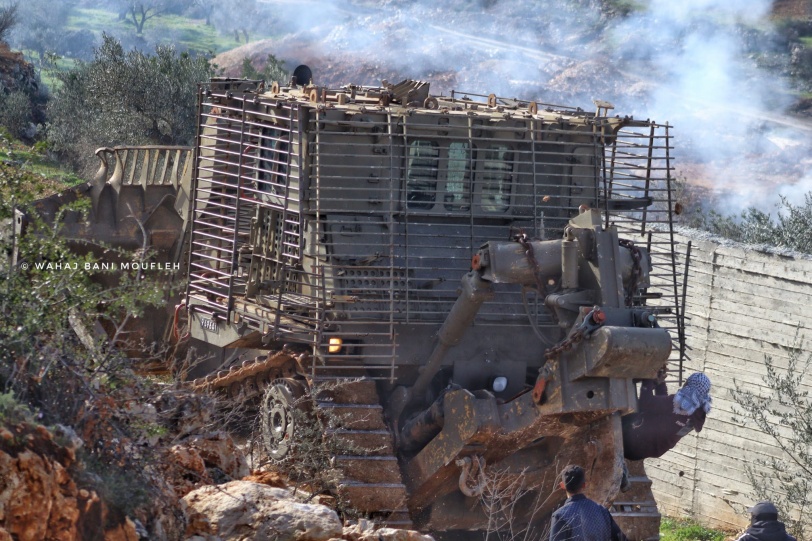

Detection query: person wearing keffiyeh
xmin=621 ymin=372 xmax=712 ymax=461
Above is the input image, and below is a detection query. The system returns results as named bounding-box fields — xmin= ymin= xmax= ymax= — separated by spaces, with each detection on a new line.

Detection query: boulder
xmin=163 ymin=432 xmax=250 ymax=499
xmin=184 ymin=432 xmax=250 ymax=481
xmin=183 ymin=481 xmax=343 ymax=541
xmin=358 ymin=529 xmax=434 ymax=541
xmin=0 ymin=421 xmax=137 ymax=540
xmin=342 ymin=521 xmax=435 ymax=541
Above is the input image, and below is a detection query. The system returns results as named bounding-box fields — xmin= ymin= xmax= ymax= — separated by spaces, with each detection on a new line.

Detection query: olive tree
xmin=117 ymin=0 xmax=191 ymax=34
xmin=679 ymin=191 xmax=812 ymax=255
xmin=241 ymin=53 xmax=288 ymax=84
xmin=47 ymin=34 xmax=213 ymax=176
xmin=733 ymin=338 xmax=812 ymax=539
xmin=9 ymin=0 xmax=72 ymax=61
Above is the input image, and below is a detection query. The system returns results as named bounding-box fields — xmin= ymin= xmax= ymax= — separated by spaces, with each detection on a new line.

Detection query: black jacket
xmin=622 ymin=379 xmax=706 ymax=460
xmin=549 ymin=494 xmax=628 ymax=541
xmin=734 ymin=520 xmax=797 ymax=541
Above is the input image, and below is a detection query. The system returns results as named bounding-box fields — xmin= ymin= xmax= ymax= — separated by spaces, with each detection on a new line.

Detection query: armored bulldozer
xmin=17 ymin=70 xmax=689 ymax=539
xmin=180 ymin=73 xmax=687 ymax=538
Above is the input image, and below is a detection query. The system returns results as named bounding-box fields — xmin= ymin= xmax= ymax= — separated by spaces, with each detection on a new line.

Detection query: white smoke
xmin=260 ymin=0 xmax=811 ymax=215
xmin=606 ymin=0 xmax=812 ymax=214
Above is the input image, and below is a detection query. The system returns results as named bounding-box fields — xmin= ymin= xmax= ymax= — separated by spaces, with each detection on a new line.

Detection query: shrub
xmin=0 ymin=160 xmax=184 ymax=536
xmin=0 ymin=90 xmax=32 ymax=140
xmin=241 ymin=53 xmax=288 ymax=85
xmin=680 ymin=190 xmax=812 ymax=255
xmin=732 ymin=335 xmax=812 ymax=539
xmin=47 ymin=34 xmax=213 ymax=177
xmin=0 ymin=390 xmax=32 ymax=424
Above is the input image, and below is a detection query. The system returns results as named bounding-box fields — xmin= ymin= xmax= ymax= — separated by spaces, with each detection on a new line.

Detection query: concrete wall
xmin=645 ymin=231 xmax=812 ymax=530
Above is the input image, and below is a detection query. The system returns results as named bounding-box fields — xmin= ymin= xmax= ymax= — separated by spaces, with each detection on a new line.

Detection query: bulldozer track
xmin=610 ymin=460 xmax=661 ymax=541
xmin=316 ymin=378 xmax=412 ymax=528
xmin=191 ymin=355 xmax=412 ymax=528
xmin=190 ymin=350 xmax=303 ymax=399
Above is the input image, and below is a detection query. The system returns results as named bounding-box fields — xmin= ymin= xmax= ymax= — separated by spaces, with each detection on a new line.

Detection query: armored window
xmin=444 ymin=142 xmax=471 ymax=211
xmin=257 ymin=128 xmax=289 ymax=193
xmin=407 ymin=140 xmax=439 ymax=209
xmin=480 ymin=144 xmax=513 ymax=213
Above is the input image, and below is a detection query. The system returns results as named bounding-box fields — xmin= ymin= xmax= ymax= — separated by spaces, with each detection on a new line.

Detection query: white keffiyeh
xmin=673 ymin=372 xmax=712 ymax=415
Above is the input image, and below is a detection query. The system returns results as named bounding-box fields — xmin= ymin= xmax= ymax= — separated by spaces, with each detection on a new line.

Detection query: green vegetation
xmin=241 ymin=53 xmax=289 ymax=83
xmin=0 ymin=91 xmax=32 ymax=140
xmin=660 ymin=517 xmax=727 ymax=541
xmin=679 ymin=190 xmax=812 ymax=255
xmin=0 ymin=134 xmax=83 ymax=187
xmin=65 ymin=8 xmax=131 ymax=36
xmin=0 ymin=156 xmax=187 ymax=535
xmin=47 ymin=34 xmax=213 ymax=177
xmin=64 ymin=8 xmax=258 ymax=55
xmin=0 ymin=391 xmax=32 ymax=425
xmin=733 ymin=335 xmax=812 ymax=539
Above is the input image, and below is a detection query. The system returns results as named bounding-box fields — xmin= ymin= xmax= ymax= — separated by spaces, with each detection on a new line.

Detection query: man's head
xmin=559 ymin=464 xmax=586 ymax=494
xmin=749 ymin=501 xmax=779 ymax=523
xmin=674 ymin=372 xmax=712 ymax=415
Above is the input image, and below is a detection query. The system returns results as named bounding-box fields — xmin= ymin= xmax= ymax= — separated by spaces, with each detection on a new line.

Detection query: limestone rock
xmin=241 ymin=470 xmax=287 ymax=488
xmin=0 ymin=421 xmax=136 ymax=540
xmin=183 ymin=481 xmax=343 ymax=541
xmin=358 ymin=529 xmax=434 ymax=541
xmin=185 ymin=432 xmax=250 ymax=481
xmin=163 ymin=432 xmax=250 ymax=498
xmin=342 ymin=521 xmax=435 ymax=541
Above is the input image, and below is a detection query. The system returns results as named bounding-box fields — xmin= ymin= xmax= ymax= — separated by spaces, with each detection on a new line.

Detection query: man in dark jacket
xmin=549 ymin=465 xmax=628 ymax=541
xmin=622 ymin=372 xmax=711 ymax=461
xmin=734 ymin=501 xmax=797 ymax=541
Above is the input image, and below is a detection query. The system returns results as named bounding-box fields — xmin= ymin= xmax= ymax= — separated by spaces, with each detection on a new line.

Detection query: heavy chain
xmin=533 ymin=307 xmax=605 ymax=404
xmin=543 ymin=327 xmax=587 ymax=362
xmin=542 ymin=306 xmax=606 ymax=362
xmin=619 ymin=239 xmax=642 ymax=307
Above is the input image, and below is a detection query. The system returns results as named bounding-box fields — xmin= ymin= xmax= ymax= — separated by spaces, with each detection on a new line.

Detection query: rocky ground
xmin=0 ymin=392 xmax=432 ymax=541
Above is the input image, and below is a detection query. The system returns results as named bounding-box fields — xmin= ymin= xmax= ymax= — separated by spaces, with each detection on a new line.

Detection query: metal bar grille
xmin=604 ymin=122 xmax=687 ymax=376
xmin=186 ymin=81 xmax=684 ymax=383
xmin=309 ymin=109 xmax=605 ymax=378
xmin=187 ymin=85 xmax=322 ymax=345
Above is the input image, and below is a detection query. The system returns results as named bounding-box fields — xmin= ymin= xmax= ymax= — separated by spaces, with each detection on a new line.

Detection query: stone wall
xmin=645 ymin=231 xmax=812 ymax=530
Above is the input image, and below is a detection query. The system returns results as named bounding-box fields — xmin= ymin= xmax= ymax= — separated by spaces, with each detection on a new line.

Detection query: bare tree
xmin=0 ymin=2 xmax=18 ymax=44
xmin=119 ymin=0 xmax=174 ymax=34
xmin=479 ymin=464 xmax=558 ymax=541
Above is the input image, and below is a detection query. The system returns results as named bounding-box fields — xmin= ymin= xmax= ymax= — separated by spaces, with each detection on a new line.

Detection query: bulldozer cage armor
xmin=185 ymin=78 xmax=689 ymax=383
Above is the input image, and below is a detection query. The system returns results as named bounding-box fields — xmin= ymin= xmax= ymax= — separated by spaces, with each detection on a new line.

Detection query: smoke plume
xmin=237 ymin=0 xmax=812 ymax=215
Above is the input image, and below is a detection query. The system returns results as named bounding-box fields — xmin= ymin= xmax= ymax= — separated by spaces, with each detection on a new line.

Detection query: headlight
xmin=328 ymin=337 xmax=343 ymax=354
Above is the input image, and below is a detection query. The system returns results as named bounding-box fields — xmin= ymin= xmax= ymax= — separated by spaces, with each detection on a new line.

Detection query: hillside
xmin=772 ymin=0 xmax=811 ymax=17
xmin=212 ymin=0 xmax=812 ymax=217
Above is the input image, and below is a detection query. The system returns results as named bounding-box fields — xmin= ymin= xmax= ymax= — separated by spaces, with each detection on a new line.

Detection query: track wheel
xmin=261 ymin=378 xmax=308 ymax=461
